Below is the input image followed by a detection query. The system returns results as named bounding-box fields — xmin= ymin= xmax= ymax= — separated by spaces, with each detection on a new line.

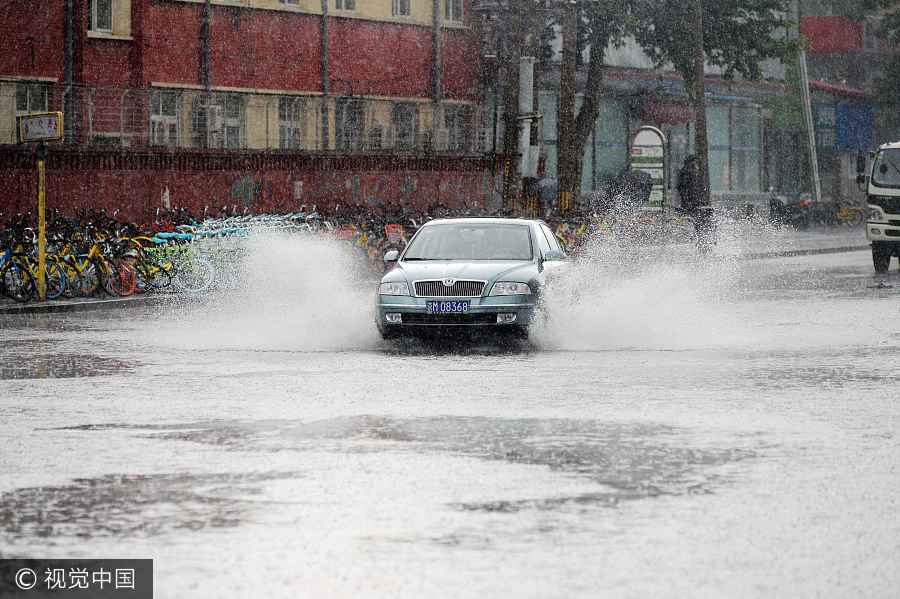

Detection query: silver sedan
xmin=375 ymin=218 xmax=567 ymax=339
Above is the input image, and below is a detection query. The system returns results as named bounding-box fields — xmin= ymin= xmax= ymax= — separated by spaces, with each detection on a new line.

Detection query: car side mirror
xmin=856 ymin=152 xmax=866 ymax=176
xmin=383 ymin=250 xmax=399 ymax=263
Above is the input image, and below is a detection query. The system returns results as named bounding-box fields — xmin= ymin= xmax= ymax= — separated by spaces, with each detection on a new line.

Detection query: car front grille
xmin=414 ymin=280 xmax=485 ymax=297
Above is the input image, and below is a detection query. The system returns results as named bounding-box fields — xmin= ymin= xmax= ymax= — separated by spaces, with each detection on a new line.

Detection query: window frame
xmin=444 ymin=0 xmax=463 ymax=23
xmin=149 ymin=89 xmax=180 ymax=148
xmin=335 ymin=0 xmax=356 ymax=10
xmin=392 ymin=102 xmax=419 ymax=151
xmin=90 ymin=0 xmax=114 ymax=33
xmin=444 ymin=104 xmax=472 ymax=152
xmin=15 ymin=83 xmax=49 ymax=116
xmin=278 ymin=96 xmax=306 ymax=150
xmin=392 ymin=0 xmax=411 ymax=17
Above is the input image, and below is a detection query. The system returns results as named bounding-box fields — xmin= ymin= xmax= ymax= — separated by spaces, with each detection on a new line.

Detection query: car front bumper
xmin=375 ymin=294 xmax=537 ymax=333
xmin=867 ymin=221 xmax=900 ymax=244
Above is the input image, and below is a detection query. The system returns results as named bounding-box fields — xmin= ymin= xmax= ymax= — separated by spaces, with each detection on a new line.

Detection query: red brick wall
xmin=0 ymin=149 xmax=497 ymax=225
xmin=0 ymin=0 xmax=65 ymax=80
xmin=441 ymin=27 xmax=481 ymax=101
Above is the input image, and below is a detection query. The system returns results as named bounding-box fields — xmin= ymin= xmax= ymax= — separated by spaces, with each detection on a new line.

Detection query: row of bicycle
xmin=0 ymin=230 xmax=216 ymax=303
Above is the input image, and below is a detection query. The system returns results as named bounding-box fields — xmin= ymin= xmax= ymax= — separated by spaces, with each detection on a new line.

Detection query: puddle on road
xmin=0 ymin=471 xmax=302 ymax=544
xmin=55 ymin=416 xmax=757 ymax=513
xmin=0 ymin=353 xmax=132 ymax=380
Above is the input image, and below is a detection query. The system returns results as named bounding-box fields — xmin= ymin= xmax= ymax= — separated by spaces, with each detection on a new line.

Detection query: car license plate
xmin=427 ymin=300 xmax=470 ymax=314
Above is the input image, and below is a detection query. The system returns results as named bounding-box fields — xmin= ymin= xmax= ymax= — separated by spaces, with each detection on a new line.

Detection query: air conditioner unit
xmin=208 ymin=105 xmax=225 ymax=132
xmin=434 ymin=128 xmax=450 ymax=151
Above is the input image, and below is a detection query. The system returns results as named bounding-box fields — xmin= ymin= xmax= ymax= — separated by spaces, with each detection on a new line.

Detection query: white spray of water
xmin=531 ymin=217 xmax=894 ymax=353
xmin=163 ymin=234 xmax=380 ymax=351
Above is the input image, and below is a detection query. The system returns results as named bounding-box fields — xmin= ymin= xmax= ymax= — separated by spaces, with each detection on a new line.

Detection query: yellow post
xmin=37 ymin=156 xmax=47 ymax=301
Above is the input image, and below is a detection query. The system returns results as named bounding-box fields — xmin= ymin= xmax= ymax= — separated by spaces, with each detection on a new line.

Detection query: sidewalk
xmin=722 ymin=228 xmax=870 ymax=260
xmin=0 ymin=293 xmax=172 ymax=315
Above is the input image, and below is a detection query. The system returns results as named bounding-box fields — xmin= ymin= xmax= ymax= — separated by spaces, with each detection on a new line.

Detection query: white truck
xmin=858 ymin=142 xmax=900 ymax=273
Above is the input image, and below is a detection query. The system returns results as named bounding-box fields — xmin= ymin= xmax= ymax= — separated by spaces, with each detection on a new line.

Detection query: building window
xmin=444 ymin=104 xmax=472 ymax=152
xmin=279 ymin=0 xmax=300 ymax=4
xmin=279 ymin=97 xmax=306 ymax=150
xmin=15 ymin=83 xmax=49 ymax=116
xmin=336 ymin=0 xmax=355 ymax=10
xmin=89 ymin=0 xmax=113 ymax=32
xmin=444 ymin=0 xmax=462 ymax=22
xmin=336 ymin=98 xmax=364 ymax=151
xmin=221 ymin=94 xmax=244 ymax=149
xmin=150 ymin=90 xmax=179 ymax=147
xmin=193 ymin=93 xmax=244 ymax=149
xmin=392 ymin=103 xmax=418 ymax=151
xmin=392 ymin=0 xmax=410 ymax=16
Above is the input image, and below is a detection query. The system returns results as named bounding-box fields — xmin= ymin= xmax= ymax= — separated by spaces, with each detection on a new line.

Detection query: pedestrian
xmin=677 ymin=155 xmax=715 ymax=252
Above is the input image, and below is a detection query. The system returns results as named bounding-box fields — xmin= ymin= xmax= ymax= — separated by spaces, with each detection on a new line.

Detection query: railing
xmin=2 ymin=82 xmax=495 ymax=155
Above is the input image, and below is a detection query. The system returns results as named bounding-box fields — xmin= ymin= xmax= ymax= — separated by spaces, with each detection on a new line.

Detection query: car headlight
xmin=869 ymin=207 xmax=885 ymax=222
xmin=378 ymin=281 xmax=410 ymax=296
xmin=490 ymin=281 xmax=532 ymax=296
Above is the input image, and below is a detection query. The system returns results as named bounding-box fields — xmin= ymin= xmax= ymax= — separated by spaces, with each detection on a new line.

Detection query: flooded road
xmin=1 ymin=240 xmax=899 ymax=598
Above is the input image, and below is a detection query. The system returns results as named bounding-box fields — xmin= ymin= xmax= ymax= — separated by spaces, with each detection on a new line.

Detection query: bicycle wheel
xmin=43 ymin=260 xmax=66 ymax=300
xmin=113 ymin=260 xmax=137 ymax=297
xmin=97 ymin=260 xmax=120 ymax=296
xmin=61 ymin=260 xmax=83 ymax=298
xmin=79 ymin=262 xmax=100 ymax=296
xmin=0 ymin=261 xmax=35 ymax=303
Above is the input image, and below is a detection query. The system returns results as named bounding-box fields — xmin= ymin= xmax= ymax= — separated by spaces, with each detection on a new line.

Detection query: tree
xmin=630 ymin=0 xmax=791 ymax=202
xmin=556 ymin=0 xmax=630 ymax=202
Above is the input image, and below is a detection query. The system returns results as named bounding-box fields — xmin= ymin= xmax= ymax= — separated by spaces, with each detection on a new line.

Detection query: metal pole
xmin=320 ymin=0 xmax=330 ymax=150
xmin=36 ymin=144 xmax=47 ymax=302
xmin=798 ymin=48 xmax=822 ymax=203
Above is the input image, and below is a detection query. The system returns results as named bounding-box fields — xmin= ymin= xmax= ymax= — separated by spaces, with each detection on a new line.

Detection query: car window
xmin=539 ymin=224 xmax=563 ymax=256
xmin=403 ymin=224 xmax=533 ymax=260
xmin=533 ymin=224 xmax=552 ymax=255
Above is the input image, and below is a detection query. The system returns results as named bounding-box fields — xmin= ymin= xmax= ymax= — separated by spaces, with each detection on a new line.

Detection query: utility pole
xmin=321 ymin=0 xmax=330 ymax=150
xmin=691 ymin=0 xmax=710 ymax=206
xmin=798 ymin=48 xmax=822 ymax=203
xmin=63 ymin=0 xmax=75 ymax=144
xmin=200 ymin=0 xmax=212 ymax=148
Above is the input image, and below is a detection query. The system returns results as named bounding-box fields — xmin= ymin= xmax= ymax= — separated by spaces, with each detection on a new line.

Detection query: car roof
xmin=879 ymin=141 xmax=900 ymax=151
xmin=421 ymin=217 xmax=544 ymax=227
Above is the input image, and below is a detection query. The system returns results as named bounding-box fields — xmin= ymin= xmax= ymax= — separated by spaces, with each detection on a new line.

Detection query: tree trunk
xmin=501 ymin=4 xmax=525 ymax=210
xmin=691 ymin=0 xmax=710 ymax=205
xmin=557 ymin=4 xmax=579 ymax=209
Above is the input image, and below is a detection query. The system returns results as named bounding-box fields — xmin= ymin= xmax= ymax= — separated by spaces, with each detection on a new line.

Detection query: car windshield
xmin=872 ymin=148 xmax=900 ymax=188
xmin=403 ymin=223 xmax=533 ymax=261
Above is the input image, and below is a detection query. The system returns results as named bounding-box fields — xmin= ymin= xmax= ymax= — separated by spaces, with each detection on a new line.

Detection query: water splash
xmin=161 ymin=234 xmax=380 ymax=351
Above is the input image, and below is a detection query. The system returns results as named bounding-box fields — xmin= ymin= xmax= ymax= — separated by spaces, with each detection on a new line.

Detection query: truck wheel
xmin=872 ymin=243 xmax=891 ymax=273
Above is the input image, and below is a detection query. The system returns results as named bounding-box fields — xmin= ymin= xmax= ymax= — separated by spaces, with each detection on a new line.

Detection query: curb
xmin=0 ymin=294 xmax=172 ymax=315
xmin=741 ymin=245 xmax=871 ymax=260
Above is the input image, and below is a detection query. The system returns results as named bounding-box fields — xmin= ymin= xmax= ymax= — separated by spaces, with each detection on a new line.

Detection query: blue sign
xmin=836 ymin=102 xmax=875 ymax=151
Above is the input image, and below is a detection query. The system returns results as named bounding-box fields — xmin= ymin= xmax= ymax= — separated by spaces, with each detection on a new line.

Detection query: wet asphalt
xmin=1 ymin=241 xmax=899 ymax=598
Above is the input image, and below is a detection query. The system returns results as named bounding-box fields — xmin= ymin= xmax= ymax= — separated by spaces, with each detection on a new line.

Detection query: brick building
xmin=0 ymin=0 xmax=500 ymax=221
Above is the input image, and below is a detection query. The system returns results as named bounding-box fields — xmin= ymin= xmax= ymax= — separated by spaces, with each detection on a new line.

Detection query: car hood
xmin=384 ymin=260 xmax=539 ymax=285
